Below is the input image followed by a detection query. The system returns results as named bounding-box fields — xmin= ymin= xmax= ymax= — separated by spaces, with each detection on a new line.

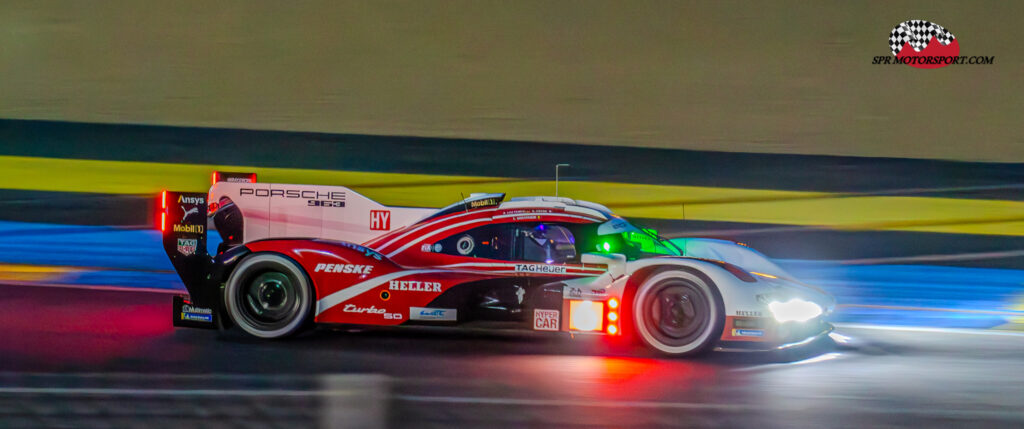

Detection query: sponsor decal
xmin=456 ymin=236 xmax=475 ymax=255
xmin=370 ymin=210 xmax=391 ymax=231
xmin=515 ymin=264 xmax=567 ymax=274
xmin=173 ymin=224 xmax=204 ymax=234
xmin=176 ymin=238 xmax=198 ymax=256
xmin=420 ymin=243 xmax=433 ymax=252
xmin=566 ymin=287 xmax=608 ymax=299
xmin=533 ymin=309 xmax=560 ymax=331
xmin=343 ymin=304 xmax=402 ymax=319
xmin=873 ymin=19 xmax=993 ymax=69
xmin=177 ymin=195 xmax=205 ymax=205
xmin=732 ymin=329 xmax=764 ymax=338
xmin=502 ymin=209 xmax=552 ymax=215
xmin=239 ymin=188 xmax=346 ymax=208
xmin=735 ymin=310 xmax=763 ymax=317
xmin=181 ymin=304 xmax=213 ymax=323
xmin=180 ymin=205 xmax=199 ymax=223
xmin=410 ymin=307 xmax=457 ymax=321
xmin=389 ymin=280 xmax=442 ymax=292
xmin=313 ymin=263 xmax=374 ymax=274
xmin=468 ymin=197 xmax=501 ymax=208
xmin=335 ymin=242 xmax=384 ymax=261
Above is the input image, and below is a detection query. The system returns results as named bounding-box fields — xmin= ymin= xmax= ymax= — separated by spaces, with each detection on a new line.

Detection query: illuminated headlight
xmin=768 ymin=299 xmax=822 ymax=323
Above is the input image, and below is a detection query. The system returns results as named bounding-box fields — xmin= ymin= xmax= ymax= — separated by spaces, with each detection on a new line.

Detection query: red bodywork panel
xmin=244 ymin=207 xmax=607 ymax=326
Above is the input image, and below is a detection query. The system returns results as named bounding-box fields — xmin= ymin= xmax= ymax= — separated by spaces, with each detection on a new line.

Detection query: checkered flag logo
xmin=889 ymin=20 xmax=956 ymax=56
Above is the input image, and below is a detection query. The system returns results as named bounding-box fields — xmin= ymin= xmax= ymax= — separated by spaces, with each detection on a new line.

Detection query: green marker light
xmin=602 ymin=242 xmax=611 ymax=252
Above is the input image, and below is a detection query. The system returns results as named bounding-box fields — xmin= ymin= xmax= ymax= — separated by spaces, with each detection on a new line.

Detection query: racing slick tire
xmin=224 ymin=253 xmax=314 ymax=339
xmin=631 ymin=270 xmax=724 ymax=356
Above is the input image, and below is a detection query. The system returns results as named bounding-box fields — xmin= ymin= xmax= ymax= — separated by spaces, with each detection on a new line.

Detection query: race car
xmin=160 ymin=172 xmax=834 ymax=356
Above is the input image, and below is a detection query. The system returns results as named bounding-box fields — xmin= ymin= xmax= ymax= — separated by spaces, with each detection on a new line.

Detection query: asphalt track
xmin=2 ymin=284 xmax=1023 ymax=428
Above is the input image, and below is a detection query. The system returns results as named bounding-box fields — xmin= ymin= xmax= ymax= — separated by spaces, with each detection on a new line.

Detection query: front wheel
xmin=631 ymin=270 xmax=724 ymax=356
xmin=224 ymin=253 xmax=313 ymax=339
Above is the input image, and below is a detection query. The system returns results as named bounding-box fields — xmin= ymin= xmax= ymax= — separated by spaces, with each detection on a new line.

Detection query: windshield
xmin=586 ymin=217 xmax=680 ymax=259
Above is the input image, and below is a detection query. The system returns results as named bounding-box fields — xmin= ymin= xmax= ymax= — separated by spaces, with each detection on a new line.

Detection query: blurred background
xmin=1 ymin=1 xmax=1023 ymax=427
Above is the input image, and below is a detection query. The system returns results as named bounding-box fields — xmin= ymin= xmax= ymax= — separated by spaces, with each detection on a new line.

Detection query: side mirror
xmin=581 ymin=252 xmax=627 ymax=279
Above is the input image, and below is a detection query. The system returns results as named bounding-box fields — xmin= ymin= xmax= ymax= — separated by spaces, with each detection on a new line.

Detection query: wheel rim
xmin=642 ymin=280 xmax=710 ymax=347
xmin=237 ymin=270 xmax=301 ymax=329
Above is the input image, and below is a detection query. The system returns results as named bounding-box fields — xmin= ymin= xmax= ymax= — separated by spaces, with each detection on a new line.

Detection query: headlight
xmin=768 ymin=299 xmax=822 ymax=323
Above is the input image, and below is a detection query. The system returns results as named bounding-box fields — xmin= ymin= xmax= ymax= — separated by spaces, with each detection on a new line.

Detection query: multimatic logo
xmin=239 ymin=188 xmax=346 ymax=208
xmin=873 ymin=19 xmax=993 ymax=69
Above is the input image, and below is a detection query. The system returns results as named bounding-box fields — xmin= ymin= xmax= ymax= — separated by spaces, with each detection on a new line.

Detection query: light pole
xmin=555 ymin=164 xmax=570 ymax=197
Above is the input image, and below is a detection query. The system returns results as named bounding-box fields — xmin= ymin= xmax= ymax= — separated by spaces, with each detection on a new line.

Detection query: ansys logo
xmin=873 ymin=20 xmax=993 ymax=69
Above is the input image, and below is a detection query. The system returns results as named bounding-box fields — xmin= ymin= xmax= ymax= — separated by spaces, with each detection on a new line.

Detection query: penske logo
xmin=515 ymin=264 xmax=567 ymax=274
xmin=314 ymin=263 xmax=374 ymax=274
xmin=389 ymin=280 xmax=442 ymax=292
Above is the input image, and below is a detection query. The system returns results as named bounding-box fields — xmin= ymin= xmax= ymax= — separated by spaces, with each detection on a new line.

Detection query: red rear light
xmin=208 ymin=201 xmax=220 ymax=216
xmin=160 ymin=212 xmax=166 ymax=232
xmin=211 ymin=171 xmax=220 ymax=185
xmin=161 ymin=190 xmax=167 ymax=210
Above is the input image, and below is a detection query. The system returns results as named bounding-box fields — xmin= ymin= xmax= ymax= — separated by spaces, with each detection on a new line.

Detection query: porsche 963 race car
xmin=160 ymin=172 xmax=834 ymax=356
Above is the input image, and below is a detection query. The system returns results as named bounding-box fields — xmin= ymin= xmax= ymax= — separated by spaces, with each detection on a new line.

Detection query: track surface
xmin=2 ymin=284 xmax=1023 ymax=428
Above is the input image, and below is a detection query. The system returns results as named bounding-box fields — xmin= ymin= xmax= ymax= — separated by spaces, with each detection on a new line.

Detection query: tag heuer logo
xmin=177 ymin=238 xmax=198 ymax=256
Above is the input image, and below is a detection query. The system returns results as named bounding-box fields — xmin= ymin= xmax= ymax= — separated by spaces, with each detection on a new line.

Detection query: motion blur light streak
xmin=828 ymin=332 xmax=853 ymax=344
xmin=769 ymin=299 xmax=823 ymax=322
xmin=788 ymin=352 xmax=843 ymax=366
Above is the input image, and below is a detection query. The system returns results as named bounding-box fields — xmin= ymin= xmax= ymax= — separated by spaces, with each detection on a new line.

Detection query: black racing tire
xmin=630 ymin=270 xmax=724 ymax=356
xmin=223 ymin=253 xmax=313 ymax=339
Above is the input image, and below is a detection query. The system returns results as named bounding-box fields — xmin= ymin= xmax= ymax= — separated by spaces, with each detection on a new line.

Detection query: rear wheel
xmin=224 ymin=253 xmax=313 ymax=339
xmin=631 ymin=270 xmax=723 ymax=356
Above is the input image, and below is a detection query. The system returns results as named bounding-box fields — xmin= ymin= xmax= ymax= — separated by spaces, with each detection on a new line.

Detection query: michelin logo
xmin=515 ymin=264 xmax=567 ymax=274
xmin=410 ymin=307 xmax=457 ymax=321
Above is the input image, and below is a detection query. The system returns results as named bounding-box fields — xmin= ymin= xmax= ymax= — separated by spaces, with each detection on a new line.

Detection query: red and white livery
xmin=161 ymin=173 xmax=834 ymax=356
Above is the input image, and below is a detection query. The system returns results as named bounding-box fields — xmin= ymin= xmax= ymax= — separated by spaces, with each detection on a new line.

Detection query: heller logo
xmin=370 ymin=210 xmax=391 ymax=231
xmin=874 ymin=20 xmax=993 ymax=68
